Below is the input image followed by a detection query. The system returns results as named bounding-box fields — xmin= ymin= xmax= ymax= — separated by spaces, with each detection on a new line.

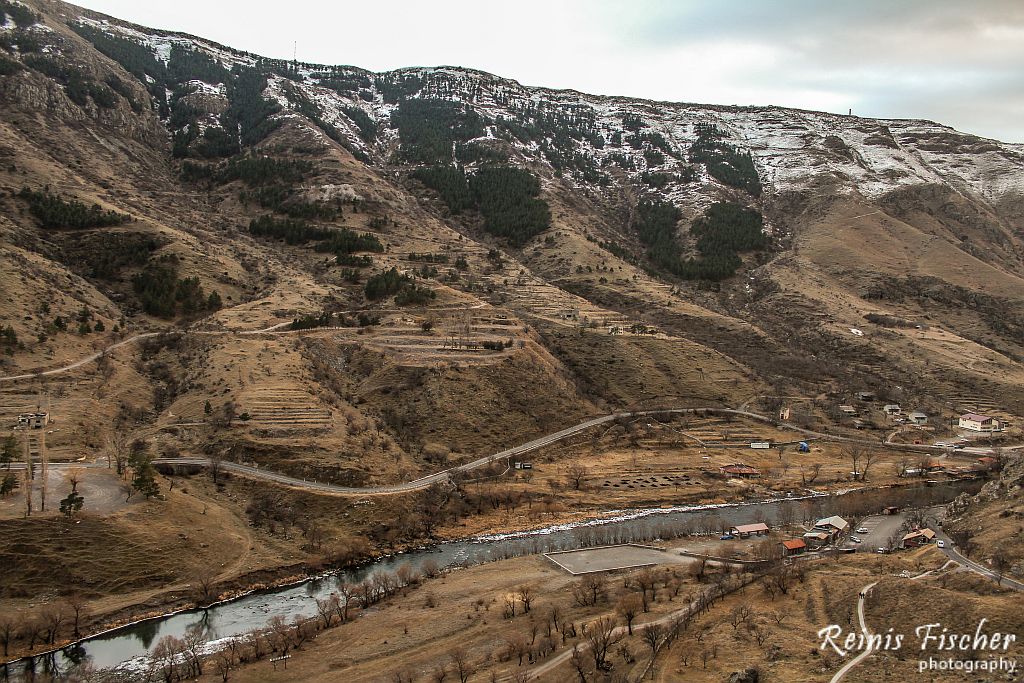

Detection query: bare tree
xmin=517 ymin=585 xmax=534 ymax=614
xmin=430 ymin=663 xmax=449 ymax=683
xmin=801 ymin=463 xmax=822 ymax=486
xmin=450 ymin=648 xmax=475 ymax=683
xmin=152 ymin=635 xmax=185 ymax=682
xmin=948 ymin=528 xmax=976 ymax=557
xmin=245 ymin=629 xmax=265 ymax=660
xmin=209 ymin=452 xmax=224 ymax=484
xmin=0 ymin=615 xmax=14 ymax=657
xmin=844 ymin=445 xmax=865 ymax=480
xmin=585 ymin=615 xmax=623 ymax=671
xmin=194 ymin=570 xmax=217 ymax=605
xmin=315 ymin=596 xmax=338 ymax=629
xmin=643 ymin=622 xmax=664 ymax=659
xmin=215 ymin=650 xmax=233 ymax=682
xmin=570 ymin=644 xmax=589 ymax=683
xmin=40 ymin=605 xmax=66 ymax=644
xmin=895 ymin=458 xmax=910 ymax=478
xmin=616 ymin=593 xmax=642 ymax=635
xmin=182 ymin=624 xmax=207 ymax=677
xmin=503 ymin=593 xmax=517 ymax=619
xmin=65 ymin=593 xmax=88 ymax=638
xmin=268 ymin=615 xmax=292 ymax=654
xmin=67 ymin=467 xmax=85 ymax=494
xmin=106 ymin=432 xmax=131 ymax=477
xmin=635 ymin=568 xmax=658 ymax=610
xmin=335 ymin=582 xmax=357 ymax=622
xmin=861 ymin=450 xmax=881 ymax=482
xmin=572 ymin=575 xmax=605 ymax=606
xmin=991 ymin=549 xmax=1010 ymax=586
xmin=422 ymin=557 xmax=440 ymax=578
xmin=396 ymin=563 xmax=420 ymax=587
xmin=565 ymin=463 xmax=588 ymax=490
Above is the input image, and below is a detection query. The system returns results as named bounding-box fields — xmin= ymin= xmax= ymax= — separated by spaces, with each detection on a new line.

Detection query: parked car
xmin=720 ymin=534 xmax=735 ymax=540
xmin=876 ymin=547 xmax=888 ymax=554
xmin=937 ymin=540 xmax=946 ymax=548
xmin=850 ymin=537 xmax=862 ymax=544
xmin=953 ymin=444 xmax=965 ymax=450
xmin=856 ymin=527 xmax=869 ymax=534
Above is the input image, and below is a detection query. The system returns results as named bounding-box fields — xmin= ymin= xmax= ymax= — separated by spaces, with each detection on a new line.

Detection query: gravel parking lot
xmin=847 ymin=506 xmax=945 ymax=553
xmin=544 ymin=544 xmax=688 ymax=574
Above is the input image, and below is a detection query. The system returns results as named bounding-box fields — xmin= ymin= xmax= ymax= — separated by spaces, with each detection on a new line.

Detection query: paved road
xmin=148 ymin=407 xmax=1001 ymax=496
xmin=3 ymin=403 xmax=1009 ymax=498
xmin=830 ymin=580 xmax=879 ymax=683
xmin=932 ymin=529 xmax=1024 ymax=591
xmin=151 ymin=412 xmax=632 ymax=496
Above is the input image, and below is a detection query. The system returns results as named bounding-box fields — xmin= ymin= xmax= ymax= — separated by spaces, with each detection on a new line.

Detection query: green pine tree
xmin=60 ymin=491 xmax=84 ymax=518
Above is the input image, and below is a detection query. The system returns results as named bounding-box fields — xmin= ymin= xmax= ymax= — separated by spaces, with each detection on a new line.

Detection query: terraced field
xmin=241 ymin=389 xmax=334 ymax=430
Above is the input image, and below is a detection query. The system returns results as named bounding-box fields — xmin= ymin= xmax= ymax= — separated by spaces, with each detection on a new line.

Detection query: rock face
xmin=728 ymin=667 xmax=760 ymax=683
xmin=40 ymin=10 xmax=1023 ymax=223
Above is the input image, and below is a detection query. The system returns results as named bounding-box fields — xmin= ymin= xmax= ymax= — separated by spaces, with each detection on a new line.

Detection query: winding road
xmin=147 ymin=405 xmax=1001 ymax=496
xmin=0 ymin=332 xmax=161 ymax=382
xmin=1 ymin=324 xmax=1013 ymax=500
xmin=830 ymin=581 xmax=879 ymax=683
xmin=933 ymin=530 xmax=1024 ymax=591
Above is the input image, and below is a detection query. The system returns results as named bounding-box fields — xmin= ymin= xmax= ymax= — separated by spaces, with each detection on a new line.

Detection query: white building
xmin=814 ymin=516 xmax=849 ymax=538
xmin=959 ymin=413 xmax=1001 ymax=432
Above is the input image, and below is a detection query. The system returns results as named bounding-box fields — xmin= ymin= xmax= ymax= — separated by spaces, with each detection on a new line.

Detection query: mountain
xmin=1 ymin=0 xmax=1023 ymax=489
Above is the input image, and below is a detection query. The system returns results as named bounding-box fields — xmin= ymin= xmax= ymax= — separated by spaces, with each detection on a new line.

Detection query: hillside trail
xmin=0 ymin=301 xmax=489 ymax=383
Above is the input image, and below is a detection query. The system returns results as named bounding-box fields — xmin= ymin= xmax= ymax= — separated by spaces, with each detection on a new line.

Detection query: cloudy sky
xmin=75 ymin=0 xmax=1024 ymax=142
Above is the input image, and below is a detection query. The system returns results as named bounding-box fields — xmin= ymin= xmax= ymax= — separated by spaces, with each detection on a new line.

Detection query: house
xmin=839 ymin=405 xmax=858 ymax=416
xmin=976 ymin=456 xmax=998 ymax=470
xmin=856 ymin=391 xmax=876 ymax=402
xmin=882 ymin=404 xmax=902 ymax=416
xmin=907 ymin=411 xmax=928 ymax=425
xmin=901 ymin=528 xmax=936 ymax=548
xmin=17 ymin=412 xmax=49 ymax=429
xmin=959 ymin=413 xmax=1001 ymax=432
xmin=557 ymin=309 xmax=580 ymax=322
xmin=720 ymin=464 xmax=761 ymax=478
xmin=802 ymin=531 xmax=831 ymax=548
xmin=781 ymin=539 xmax=807 ymax=556
xmin=814 ymin=516 xmax=849 ymax=538
xmin=779 ymin=408 xmax=791 ymax=421
xmin=730 ymin=522 xmax=769 ymax=538
xmin=882 ymin=506 xmax=900 ymax=515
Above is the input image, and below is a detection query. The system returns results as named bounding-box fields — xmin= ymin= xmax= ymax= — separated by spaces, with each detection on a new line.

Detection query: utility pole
xmin=21 ymin=427 xmax=31 ymax=517
xmin=39 ymin=429 xmax=47 ymax=512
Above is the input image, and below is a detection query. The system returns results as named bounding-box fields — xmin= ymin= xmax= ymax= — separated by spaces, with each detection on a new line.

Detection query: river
xmin=5 ymin=481 xmax=974 ymax=679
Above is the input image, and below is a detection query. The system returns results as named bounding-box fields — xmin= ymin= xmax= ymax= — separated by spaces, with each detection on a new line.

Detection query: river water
xmin=5 ymin=481 xmax=973 ymax=679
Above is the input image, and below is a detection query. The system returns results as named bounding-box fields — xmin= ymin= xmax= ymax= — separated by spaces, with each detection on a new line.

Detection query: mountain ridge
xmin=1 ymin=0 xmax=1022 ymax=472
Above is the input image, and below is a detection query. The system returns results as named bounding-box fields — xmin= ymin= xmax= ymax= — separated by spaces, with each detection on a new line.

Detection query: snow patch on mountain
xmin=70 ymin=20 xmax=1024 ymax=213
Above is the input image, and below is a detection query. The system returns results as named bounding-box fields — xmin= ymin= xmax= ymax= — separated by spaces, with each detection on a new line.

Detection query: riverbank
xmin=3 ymin=478 xmax=976 ymax=675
